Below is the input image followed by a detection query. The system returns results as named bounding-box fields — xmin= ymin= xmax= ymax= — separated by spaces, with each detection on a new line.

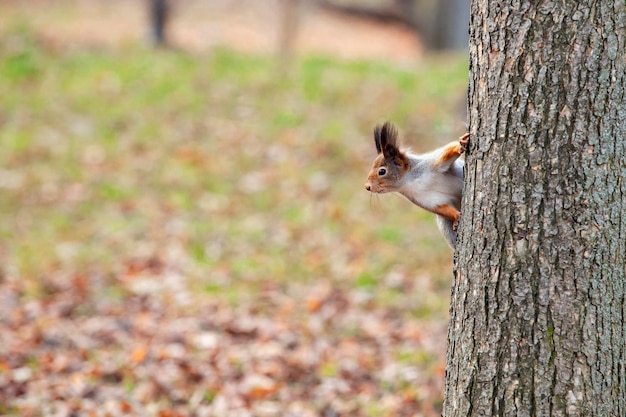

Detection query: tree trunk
xmin=429 ymin=0 xmax=470 ymax=50
xmin=277 ymin=0 xmax=300 ymax=62
xmin=445 ymin=1 xmax=626 ymax=416
xmin=148 ymin=0 xmax=169 ymax=46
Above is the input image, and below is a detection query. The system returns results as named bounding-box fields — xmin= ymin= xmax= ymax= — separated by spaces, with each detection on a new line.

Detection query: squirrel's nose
xmin=365 ymin=184 xmax=371 ymax=191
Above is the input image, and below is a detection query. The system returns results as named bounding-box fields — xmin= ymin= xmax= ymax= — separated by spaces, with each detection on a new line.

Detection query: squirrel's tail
xmin=435 ymin=215 xmax=457 ymax=250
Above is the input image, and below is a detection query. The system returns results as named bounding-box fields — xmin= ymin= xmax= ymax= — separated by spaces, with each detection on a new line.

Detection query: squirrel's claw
xmin=459 ymin=133 xmax=470 ymax=154
xmin=459 ymin=134 xmax=470 ymax=153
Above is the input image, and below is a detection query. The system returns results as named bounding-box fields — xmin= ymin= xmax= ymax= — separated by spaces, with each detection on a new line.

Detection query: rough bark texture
xmin=445 ymin=1 xmax=626 ymax=416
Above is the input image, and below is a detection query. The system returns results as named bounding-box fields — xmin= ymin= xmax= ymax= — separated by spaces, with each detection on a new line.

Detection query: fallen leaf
xmin=131 ymin=346 xmax=148 ymax=364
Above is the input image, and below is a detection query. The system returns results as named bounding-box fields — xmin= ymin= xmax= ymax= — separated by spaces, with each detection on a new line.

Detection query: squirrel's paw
xmin=459 ymin=133 xmax=470 ymax=154
xmin=452 ymin=219 xmax=459 ymax=232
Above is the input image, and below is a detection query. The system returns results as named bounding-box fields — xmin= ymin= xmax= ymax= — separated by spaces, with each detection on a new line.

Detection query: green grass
xmin=0 ymin=26 xmax=468 ymax=307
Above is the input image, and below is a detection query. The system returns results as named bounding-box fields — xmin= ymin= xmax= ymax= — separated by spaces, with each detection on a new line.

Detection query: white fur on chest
xmin=398 ymin=159 xmax=463 ymax=210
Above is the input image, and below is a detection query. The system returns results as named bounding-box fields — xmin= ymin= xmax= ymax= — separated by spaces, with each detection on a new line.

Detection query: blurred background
xmin=0 ymin=0 xmax=469 ymax=416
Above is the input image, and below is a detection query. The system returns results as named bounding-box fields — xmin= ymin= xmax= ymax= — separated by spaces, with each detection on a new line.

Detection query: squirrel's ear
xmin=380 ymin=121 xmax=400 ymax=160
xmin=373 ymin=125 xmax=382 ymax=154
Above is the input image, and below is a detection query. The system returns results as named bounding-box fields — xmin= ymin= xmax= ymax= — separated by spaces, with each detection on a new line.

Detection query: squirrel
xmin=364 ymin=121 xmax=468 ymax=249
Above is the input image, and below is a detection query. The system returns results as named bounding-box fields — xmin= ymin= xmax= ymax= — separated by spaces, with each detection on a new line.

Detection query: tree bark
xmin=445 ymin=1 xmax=626 ymax=416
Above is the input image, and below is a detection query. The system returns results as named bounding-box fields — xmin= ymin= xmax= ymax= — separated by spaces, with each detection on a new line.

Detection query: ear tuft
xmin=380 ymin=121 xmax=400 ymax=160
xmin=373 ymin=125 xmax=382 ymax=154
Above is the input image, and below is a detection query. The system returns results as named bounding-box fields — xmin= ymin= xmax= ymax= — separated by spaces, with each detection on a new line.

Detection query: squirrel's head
xmin=365 ymin=121 xmax=410 ymax=193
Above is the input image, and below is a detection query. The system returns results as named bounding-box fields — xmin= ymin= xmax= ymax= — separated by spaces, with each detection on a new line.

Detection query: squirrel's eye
xmin=378 ymin=167 xmax=387 ymax=176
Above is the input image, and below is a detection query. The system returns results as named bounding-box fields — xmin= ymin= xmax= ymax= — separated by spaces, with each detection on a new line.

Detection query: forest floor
xmin=0 ymin=2 xmax=468 ymax=416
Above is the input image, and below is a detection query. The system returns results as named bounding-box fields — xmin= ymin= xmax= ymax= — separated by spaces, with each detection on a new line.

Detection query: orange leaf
xmin=306 ymin=296 xmax=323 ymax=313
xmin=131 ymin=346 xmax=148 ymax=364
xmin=120 ymin=401 xmax=133 ymax=413
xmin=243 ymin=374 xmax=279 ymax=400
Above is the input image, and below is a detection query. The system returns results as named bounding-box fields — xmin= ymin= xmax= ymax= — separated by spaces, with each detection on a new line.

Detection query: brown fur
xmin=437 ymin=143 xmax=463 ymax=165
xmin=431 ymin=204 xmax=460 ymax=223
xmin=366 ymin=153 xmax=410 ymax=193
xmin=436 ymin=133 xmax=469 ymax=166
xmin=366 ymin=122 xmax=410 ymax=193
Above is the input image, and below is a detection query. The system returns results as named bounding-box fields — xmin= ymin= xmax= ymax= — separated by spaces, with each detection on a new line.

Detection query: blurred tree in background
xmin=148 ymin=0 xmax=169 ymax=46
xmin=149 ymin=0 xmax=470 ymax=51
xmin=317 ymin=0 xmax=470 ymax=50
